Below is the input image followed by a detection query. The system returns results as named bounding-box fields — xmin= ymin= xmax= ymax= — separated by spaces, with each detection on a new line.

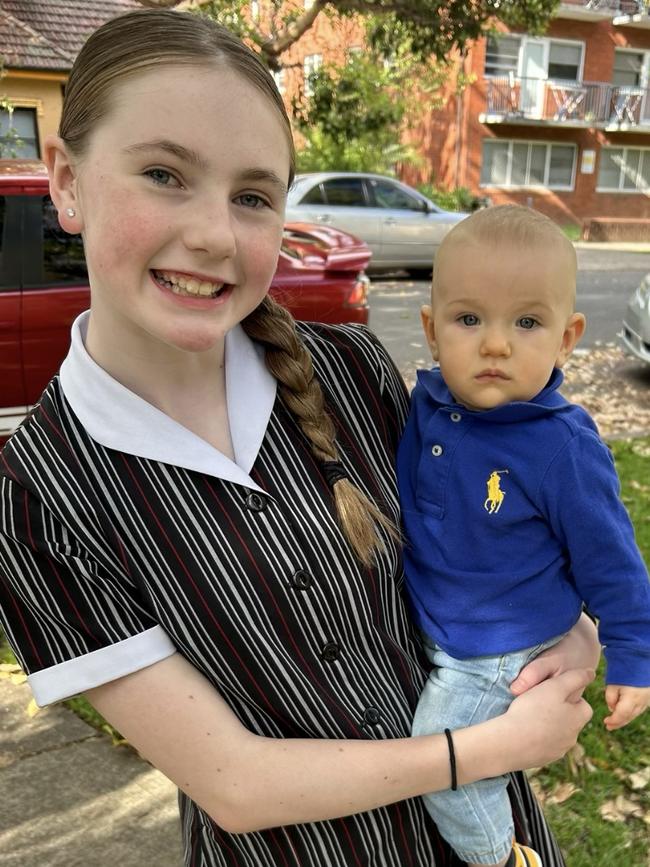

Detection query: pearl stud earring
xmin=65 ymin=208 xmax=76 ymax=218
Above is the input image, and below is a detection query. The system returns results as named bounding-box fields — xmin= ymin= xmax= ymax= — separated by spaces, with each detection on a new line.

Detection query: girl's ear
xmin=556 ymin=312 xmax=586 ymax=368
xmin=420 ymin=304 xmax=439 ymax=362
xmin=43 ymin=134 xmax=82 ymax=234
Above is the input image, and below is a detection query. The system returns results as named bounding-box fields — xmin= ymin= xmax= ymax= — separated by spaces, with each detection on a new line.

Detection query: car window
xmin=300 ymin=183 xmax=326 ymax=205
xmin=322 ymin=178 xmax=367 ymax=207
xmin=370 ymin=180 xmax=425 ymax=212
xmin=0 ymin=194 xmax=24 ymax=290
xmin=22 ymin=196 xmax=88 ymax=287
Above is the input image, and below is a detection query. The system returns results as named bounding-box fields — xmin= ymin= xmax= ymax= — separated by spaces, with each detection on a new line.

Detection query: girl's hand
xmin=496 ymin=668 xmax=595 ymax=771
xmin=510 ymin=613 xmax=601 ymax=696
xmin=604 ymin=684 xmax=650 ymax=730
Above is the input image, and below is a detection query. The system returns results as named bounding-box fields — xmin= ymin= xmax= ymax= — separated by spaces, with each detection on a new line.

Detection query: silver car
xmin=621 ymin=272 xmax=650 ymax=364
xmin=285 ymin=172 xmax=470 ymax=274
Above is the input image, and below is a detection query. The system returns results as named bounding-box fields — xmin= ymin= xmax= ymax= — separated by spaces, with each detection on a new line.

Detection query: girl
xmin=0 ymin=10 xmax=597 ymax=866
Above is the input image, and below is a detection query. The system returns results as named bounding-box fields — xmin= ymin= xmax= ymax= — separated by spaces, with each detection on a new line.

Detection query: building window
xmin=485 ymin=35 xmax=521 ymax=77
xmin=303 ymin=54 xmax=322 ymax=97
xmin=547 ymin=42 xmax=582 ymax=82
xmin=597 ymin=147 xmax=650 ymax=193
xmin=0 ymin=107 xmax=39 ymax=158
xmin=612 ymin=50 xmax=644 ymax=87
xmin=480 ymin=140 xmax=576 ymax=189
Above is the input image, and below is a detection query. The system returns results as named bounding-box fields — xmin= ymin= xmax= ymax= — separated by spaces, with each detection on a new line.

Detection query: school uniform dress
xmin=0 ymin=312 xmax=565 ymax=867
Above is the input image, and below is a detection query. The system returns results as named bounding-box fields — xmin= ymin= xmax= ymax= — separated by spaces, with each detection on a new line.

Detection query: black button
xmin=320 ymin=642 xmax=341 ymax=662
xmin=362 ymin=706 xmax=381 ymax=726
xmin=244 ymin=492 xmax=267 ymax=512
xmin=290 ymin=570 xmax=313 ymax=590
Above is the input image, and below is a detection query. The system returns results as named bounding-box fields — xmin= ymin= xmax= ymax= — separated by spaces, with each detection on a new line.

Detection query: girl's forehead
xmin=90 ymin=64 xmax=291 ymax=170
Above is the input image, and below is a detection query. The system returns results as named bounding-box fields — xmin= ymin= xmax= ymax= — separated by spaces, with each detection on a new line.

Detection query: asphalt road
xmin=368 ymin=247 xmax=650 ymax=375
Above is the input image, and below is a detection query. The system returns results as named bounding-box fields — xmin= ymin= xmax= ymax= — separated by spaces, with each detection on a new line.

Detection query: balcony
xmin=557 ymin=1 xmax=627 ymax=21
xmin=481 ymin=76 xmax=650 ymax=130
xmin=557 ymin=1 xmax=650 ymax=23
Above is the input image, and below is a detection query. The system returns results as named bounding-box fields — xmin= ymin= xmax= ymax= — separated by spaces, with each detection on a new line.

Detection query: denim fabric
xmin=412 ymin=633 xmax=564 ymax=865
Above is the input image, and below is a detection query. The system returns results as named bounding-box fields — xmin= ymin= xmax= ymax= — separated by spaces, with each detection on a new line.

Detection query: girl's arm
xmin=86 ymin=652 xmax=593 ymax=834
xmin=510 ymin=612 xmax=601 ymax=695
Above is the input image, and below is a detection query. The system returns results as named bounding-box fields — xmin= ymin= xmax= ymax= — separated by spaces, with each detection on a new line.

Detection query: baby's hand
xmin=604 ymin=684 xmax=650 ymax=730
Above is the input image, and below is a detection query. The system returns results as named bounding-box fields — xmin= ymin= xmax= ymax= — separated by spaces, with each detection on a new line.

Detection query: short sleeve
xmin=0 ymin=476 xmax=175 ymax=705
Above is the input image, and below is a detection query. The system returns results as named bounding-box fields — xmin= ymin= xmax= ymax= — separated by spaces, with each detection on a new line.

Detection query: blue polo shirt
xmin=397 ymin=367 xmax=650 ymax=686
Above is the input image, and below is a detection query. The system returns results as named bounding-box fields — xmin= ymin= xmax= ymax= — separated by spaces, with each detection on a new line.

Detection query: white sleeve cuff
xmin=28 ymin=626 xmax=177 ymax=706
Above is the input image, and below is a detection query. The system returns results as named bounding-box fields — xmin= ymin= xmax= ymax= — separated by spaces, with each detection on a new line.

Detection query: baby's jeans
xmin=412 ymin=632 xmax=564 ymax=865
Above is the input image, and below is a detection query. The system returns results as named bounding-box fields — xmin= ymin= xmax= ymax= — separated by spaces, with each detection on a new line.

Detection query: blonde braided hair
xmin=243 ymin=296 xmax=399 ymax=566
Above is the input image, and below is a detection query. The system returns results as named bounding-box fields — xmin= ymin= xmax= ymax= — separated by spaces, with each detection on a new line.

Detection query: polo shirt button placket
xmin=244 ymin=491 xmax=267 ymax=512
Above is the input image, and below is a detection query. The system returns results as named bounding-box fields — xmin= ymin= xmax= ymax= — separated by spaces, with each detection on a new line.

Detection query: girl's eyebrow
xmin=122 ymin=139 xmax=288 ymax=195
xmin=123 ymin=139 xmax=209 ymax=170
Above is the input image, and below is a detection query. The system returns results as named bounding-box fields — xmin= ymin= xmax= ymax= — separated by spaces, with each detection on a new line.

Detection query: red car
xmin=0 ymin=161 xmax=370 ymax=443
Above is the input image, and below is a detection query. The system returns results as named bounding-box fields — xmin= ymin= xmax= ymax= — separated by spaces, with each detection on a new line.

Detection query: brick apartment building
xmin=407 ymin=0 xmax=650 ymax=229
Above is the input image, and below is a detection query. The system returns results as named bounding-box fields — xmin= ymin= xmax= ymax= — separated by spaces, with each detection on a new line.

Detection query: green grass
xmin=562 ymin=224 xmax=583 ymax=243
xmin=1 ymin=437 xmax=649 ymax=863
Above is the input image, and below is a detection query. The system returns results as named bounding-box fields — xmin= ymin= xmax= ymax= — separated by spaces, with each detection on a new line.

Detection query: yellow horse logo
xmin=484 ymin=469 xmax=509 ymax=514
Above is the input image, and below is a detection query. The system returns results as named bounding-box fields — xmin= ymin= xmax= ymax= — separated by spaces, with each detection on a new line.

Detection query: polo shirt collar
xmin=59 ymin=311 xmax=276 ymax=491
xmin=416 ymin=366 xmax=569 ymax=421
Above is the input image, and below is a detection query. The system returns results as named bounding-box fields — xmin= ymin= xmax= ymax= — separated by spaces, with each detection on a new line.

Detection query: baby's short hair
xmin=435 ymin=204 xmax=575 ymax=271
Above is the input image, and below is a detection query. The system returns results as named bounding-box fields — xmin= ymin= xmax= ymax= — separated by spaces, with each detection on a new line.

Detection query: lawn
xmin=1 ymin=436 xmax=649 ymax=865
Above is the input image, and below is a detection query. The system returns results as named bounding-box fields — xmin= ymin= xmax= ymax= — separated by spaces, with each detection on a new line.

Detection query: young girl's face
xmin=53 ymin=63 xmax=291 ymax=358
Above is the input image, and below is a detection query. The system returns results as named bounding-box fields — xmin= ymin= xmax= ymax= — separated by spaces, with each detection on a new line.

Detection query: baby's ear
xmin=420 ymin=305 xmax=439 ymax=361
xmin=556 ymin=312 xmax=586 ymax=367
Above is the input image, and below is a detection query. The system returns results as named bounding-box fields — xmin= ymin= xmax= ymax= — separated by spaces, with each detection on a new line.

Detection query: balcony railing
xmin=560 ymin=0 xmax=647 ymax=14
xmin=484 ymin=76 xmax=650 ymax=127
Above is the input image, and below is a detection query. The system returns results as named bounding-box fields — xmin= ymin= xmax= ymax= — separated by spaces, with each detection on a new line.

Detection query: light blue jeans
xmin=413 ymin=631 xmax=564 ymax=865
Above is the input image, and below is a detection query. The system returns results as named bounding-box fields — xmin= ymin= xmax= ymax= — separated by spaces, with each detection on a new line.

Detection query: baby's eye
xmin=459 ymin=314 xmax=480 ymax=327
xmin=144 ymin=168 xmax=181 ymax=188
xmin=236 ymin=193 xmax=269 ymax=209
xmin=518 ymin=317 xmax=539 ymax=330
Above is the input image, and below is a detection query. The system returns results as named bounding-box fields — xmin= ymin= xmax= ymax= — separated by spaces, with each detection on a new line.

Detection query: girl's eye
xmin=518 ymin=317 xmax=539 ymax=330
xmin=145 ymin=168 xmax=180 ymax=187
xmin=236 ymin=193 xmax=269 ymax=209
xmin=459 ymin=314 xmax=480 ymax=327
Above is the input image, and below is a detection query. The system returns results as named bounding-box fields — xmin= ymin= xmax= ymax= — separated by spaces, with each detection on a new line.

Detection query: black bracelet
xmin=444 ymin=728 xmax=457 ymax=791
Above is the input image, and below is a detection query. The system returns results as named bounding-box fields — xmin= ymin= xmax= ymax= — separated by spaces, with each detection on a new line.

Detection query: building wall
xmin=408 ymin=14 xmax=650 ymax=225
xmin=2 ymin=72 xmax=65 ymax=157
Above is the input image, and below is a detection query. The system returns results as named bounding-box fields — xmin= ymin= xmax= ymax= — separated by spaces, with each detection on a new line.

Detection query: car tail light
xmin=345 ymin=273 xmax=370 ymax=308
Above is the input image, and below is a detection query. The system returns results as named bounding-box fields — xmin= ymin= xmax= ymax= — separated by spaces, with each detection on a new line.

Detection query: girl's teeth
xmin=156 ymin=271 xmax=223 ymax=297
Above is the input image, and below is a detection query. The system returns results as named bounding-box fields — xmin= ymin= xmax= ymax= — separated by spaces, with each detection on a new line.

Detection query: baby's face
xmin=421 ymin=239 xmax=585 ymax=411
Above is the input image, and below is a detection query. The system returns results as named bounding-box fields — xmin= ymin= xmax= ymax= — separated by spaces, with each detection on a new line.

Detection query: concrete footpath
xmin=0 ymin=677 xmax=183 ymax=866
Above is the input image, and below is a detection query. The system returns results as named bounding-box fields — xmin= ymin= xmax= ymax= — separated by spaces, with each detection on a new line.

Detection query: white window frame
xmin=273 ymin=69 xmax=286 ymax=95
xmin=303 ymin=54 xmax=322 ymax=97
xmin=612 ymin=47 xmax=650 ymax=88
xmin=479 ymin=139 xmax=577 ymax=191
xmin=596 ymin=146 xmax=650 ymax=193
xmin=544 ymin=37 xmax=585 ymax=84
xmin=484 ymin=34 xmax=585 ymax=84
xmin=484 ymin=34 xmax=522 ymax=77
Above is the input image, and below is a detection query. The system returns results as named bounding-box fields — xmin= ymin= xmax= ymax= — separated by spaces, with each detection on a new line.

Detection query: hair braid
xmin=243 ymin=296 xmax=399 ymax=566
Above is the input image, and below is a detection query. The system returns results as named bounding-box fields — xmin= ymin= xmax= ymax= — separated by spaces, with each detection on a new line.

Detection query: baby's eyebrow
xmin=237 ymin=168 xmax=288 ymax=197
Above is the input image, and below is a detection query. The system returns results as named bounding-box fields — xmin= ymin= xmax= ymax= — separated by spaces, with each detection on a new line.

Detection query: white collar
xmin=59 ymin=311 xmax=276 ymax=492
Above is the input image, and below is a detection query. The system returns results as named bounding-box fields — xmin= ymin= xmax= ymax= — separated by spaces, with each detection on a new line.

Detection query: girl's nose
xmin=182 ymin=200 xmax=237 ymax=260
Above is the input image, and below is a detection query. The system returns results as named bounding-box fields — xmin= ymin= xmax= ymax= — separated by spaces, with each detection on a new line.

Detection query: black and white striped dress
xmin=0 ymin=314 xmax=565 ymax=866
